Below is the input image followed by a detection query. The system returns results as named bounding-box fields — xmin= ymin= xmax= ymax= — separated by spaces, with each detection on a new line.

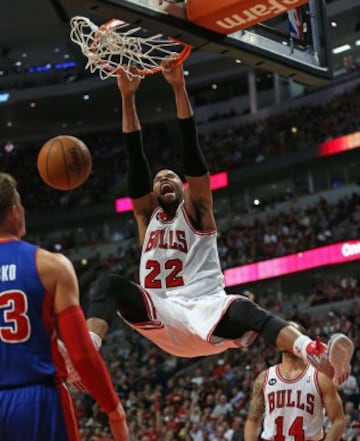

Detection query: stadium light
xmin=332 ymin=44 xmax=351 ymax=54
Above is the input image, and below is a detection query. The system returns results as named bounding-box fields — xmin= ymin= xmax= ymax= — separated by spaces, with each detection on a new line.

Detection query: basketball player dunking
xmin=245 ymin=322 xmax=345 ymax=441
xmin=83 ymin=60 xmax=353 ymax=387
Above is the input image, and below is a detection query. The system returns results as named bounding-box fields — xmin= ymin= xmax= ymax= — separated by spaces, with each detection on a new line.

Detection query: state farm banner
xmin=187 ymin=0 xmax=310 ymax=34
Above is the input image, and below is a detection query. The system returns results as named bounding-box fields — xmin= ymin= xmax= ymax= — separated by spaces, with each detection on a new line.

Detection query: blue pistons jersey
xmin=0 ymin=239 xmax=58 ymax=387
xmin=0 ymin=239 xmax=78 ymax=441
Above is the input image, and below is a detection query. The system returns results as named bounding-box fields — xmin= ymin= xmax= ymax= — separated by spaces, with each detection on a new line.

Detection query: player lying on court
xmin=244 ymin=322 xmax=346 ymax=441
xmin=0 ymin=173 xmax=128 ymax=441
xmin=77 ymin=60 xmax=354 ymax=388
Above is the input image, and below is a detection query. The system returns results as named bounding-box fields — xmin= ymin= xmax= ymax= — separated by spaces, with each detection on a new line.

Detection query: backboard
xmin=62 ymin=0 xmax=333 ymax=86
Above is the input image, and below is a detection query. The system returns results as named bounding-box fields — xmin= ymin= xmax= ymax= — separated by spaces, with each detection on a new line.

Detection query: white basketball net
xmin=70 ymin=16 xmax=188 ymax=79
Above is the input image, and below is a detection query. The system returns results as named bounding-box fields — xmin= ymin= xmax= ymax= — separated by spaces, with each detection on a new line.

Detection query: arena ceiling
xmin=0 ymin=0 xmax=359 ymax=142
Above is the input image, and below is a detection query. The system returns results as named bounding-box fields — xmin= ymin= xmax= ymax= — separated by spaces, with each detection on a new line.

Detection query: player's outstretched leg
xmin=214 ymin=298 xmax=354 ymax=386
xmin=306 ymin=333 xmax=354 ymax=386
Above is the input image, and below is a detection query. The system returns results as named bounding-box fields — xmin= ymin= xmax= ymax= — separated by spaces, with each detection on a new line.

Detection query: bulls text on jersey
xmin=144 ymin=229 xmax=188 ymax=253
xmin=267 ymin=389 xmax=315 ymax=414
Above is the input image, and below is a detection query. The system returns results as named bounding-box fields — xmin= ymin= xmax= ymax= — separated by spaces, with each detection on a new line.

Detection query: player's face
xmin=153 ymin=169 xmax=184 ymax=209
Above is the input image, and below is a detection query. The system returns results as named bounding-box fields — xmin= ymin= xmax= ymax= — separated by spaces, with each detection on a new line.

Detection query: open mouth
xmin=160 ymin=182 xmax=174 ymax=195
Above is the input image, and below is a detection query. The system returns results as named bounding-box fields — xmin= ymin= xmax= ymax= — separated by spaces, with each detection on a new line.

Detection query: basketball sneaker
xmin=306 ymin=334 xmax=354 ymax=386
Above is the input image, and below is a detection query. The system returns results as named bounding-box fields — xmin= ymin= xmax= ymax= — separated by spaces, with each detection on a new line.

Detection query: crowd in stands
xmin=200 ymin=84 xmax=360 ymax=172
xmin=72 ymin=287 xmax=360 ymax=441
xmin=1 ymin=128 xmax=126 ymax=214
xmin=218 ymin=191 xmax=360 ymax=267
xmin=2 ymin=83 xmax=359 ymax=215
xmin=251 ymin=272 xmax=359 ymax=313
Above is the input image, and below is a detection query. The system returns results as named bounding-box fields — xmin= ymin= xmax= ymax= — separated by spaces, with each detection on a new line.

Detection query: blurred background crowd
xmin=2 ymin=84 xmax=359 ymax=214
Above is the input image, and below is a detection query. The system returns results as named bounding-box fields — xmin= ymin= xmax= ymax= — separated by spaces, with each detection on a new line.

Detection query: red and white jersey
xmin=133 ymin=201 xmax=257 ymax=358
xmin=262 ymin=363 xmax=324 ymax=441
xmin=140 ymin=201 xmax=224 ymax=299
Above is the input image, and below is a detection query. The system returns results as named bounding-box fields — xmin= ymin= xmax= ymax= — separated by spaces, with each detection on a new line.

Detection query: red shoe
xmin=306 ymin=334 xmax=354 ymax=386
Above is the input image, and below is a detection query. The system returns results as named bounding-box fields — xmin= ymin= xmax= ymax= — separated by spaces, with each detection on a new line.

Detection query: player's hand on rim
xmin=161 ymin=57 xmax=186 ymax=88
xmin=116 ymin=66 xmax=142 ymax=96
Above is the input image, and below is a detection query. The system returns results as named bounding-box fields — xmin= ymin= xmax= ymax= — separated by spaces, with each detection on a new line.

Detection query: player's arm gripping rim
xmin=244 ymin=370 xmax=266 ymax=441
xmin=317 ymin=372 xmax=345 ymax=441
xmin=83 ymin=70 xmax=155 ymax=344
xmin=117 ymin=73 xmax=154 ymax=245
xmin=162 ymin=60 xmax=216 ymax=232
xmin=38 ymin=248 xmax=128 ymax=441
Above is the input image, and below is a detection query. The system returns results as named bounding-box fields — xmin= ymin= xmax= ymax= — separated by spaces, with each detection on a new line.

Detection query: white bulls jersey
xmin=128 ymin=201 xmax=257 ymax=358
xmin=139 ymin=201 xmax=224 ymax=298
xmin=262 ymin=363 xmax=324 ymax=441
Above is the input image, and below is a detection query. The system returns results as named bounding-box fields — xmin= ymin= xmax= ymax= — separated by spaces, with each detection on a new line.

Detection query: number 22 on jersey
xmin=144 ymin=259 xmax=184 ymax=289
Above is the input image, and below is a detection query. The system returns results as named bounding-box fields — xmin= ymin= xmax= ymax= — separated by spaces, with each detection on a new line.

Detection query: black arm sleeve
xmin=125 ymin=131 xmax=152 ymax=198
xmin=178 ymin=117 xmax=208 ymax=177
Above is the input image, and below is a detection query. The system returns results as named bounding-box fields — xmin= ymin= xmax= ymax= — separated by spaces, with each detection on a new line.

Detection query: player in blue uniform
xmin=0 ymin=173 xmax=128 ymax=441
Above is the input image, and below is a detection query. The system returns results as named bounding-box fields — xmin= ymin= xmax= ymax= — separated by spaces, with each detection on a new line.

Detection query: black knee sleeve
xmin=87 ymin=273 xmax=149 ymax=324
xmin=214 ymin=298 xmax=288 ymax=346
xmin=259 ymin=315 xmax=288 ymax=346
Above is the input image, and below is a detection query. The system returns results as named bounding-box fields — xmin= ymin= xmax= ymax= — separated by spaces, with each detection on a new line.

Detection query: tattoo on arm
xmin=248 ymin=372 xmax=265 ymax=423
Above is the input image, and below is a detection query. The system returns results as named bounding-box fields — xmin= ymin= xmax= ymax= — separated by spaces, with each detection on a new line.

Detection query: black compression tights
xmin=214 ymin=299 xmax=288 ymax=346
xmin=87 ymin=273 xmax=148 ymax=324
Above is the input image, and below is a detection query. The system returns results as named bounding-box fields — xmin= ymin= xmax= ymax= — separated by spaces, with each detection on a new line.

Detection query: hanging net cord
xmin=70 ymin=16 xmax=187 ymax=79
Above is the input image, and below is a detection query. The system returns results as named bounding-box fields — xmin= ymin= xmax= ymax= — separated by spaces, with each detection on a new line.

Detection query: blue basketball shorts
xmin=0 ymin=382 xmax=79 ymax=441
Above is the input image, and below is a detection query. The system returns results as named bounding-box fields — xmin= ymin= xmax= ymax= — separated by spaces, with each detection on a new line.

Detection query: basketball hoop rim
xmin=94 ymin=17 xmax=193 ymax=77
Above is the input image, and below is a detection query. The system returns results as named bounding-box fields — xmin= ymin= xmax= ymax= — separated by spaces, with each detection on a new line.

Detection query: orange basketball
xmin=37 ymin=135 xmax=92 ymax=190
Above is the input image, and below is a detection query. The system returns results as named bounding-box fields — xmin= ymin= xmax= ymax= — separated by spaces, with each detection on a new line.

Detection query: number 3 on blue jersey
xmin=0 ymin=290 xmax=31 ymax=343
